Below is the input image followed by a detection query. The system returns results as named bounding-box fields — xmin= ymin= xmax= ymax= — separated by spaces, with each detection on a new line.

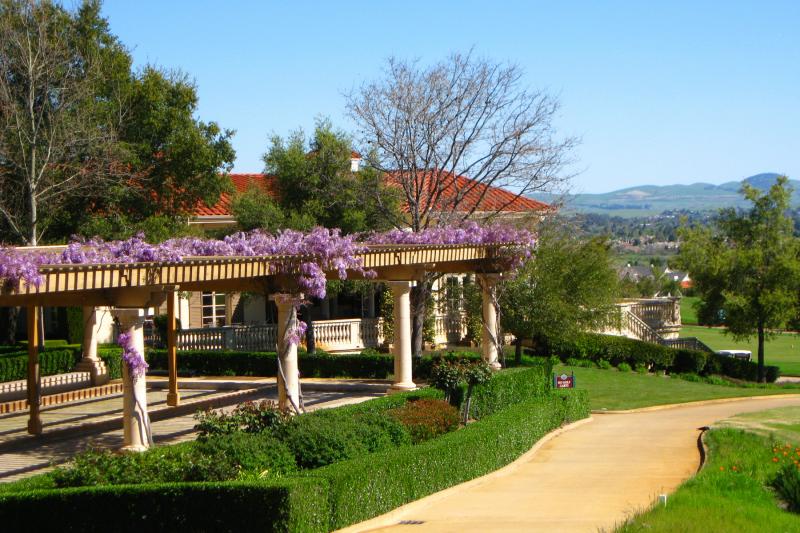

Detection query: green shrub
xmin=0 ymin=345 xmax=82 ymax=382
xmin=774 ymin=463 xmax=800 ymax=513
xmin=597 ymin=359 xmax=611 ymax=370
xmin=458 ymin=363 xmax=552 ymax=421
xmin=672 ymin=348 xmax=708 ymax=374
xmin=98 ymin=347 xmax=122 ymax=380
xmin=0 ymin=479 xmax=329 ymax=532
xmin=194 ymin=400 xmax=290 ymax=437
xmin=51 ymin=444 xmax=236 ymax=487
xmin=535 ymin=332 xmax=779 ymax=382
xmin=617 ymin=362 xmax=632 ymax=372
xmin=634 ymin=363 xmax=649 ymax=374
xmin=279 ymin=410 xmax=410 ymax=469
xmin=312 ymin=390 xmax=589 ymax=530
xmin=66 ymin=308 xmax=84 ymax=345
xmin=194 ymin=433 xmax=297 ymax=477
xmin=389 ymin=399 xmax=460 ymax=443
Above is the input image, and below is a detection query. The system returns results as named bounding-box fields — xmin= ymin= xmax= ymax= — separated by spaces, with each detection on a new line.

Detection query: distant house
xmin=663 ymin=267 xmax=693 ymax=289
xmin=618 ymin=264 xmax=655 ymax=283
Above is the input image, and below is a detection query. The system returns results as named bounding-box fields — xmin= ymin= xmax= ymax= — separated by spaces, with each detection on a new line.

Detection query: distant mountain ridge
xmin=532 ymin=173 xmax=799 ymax=217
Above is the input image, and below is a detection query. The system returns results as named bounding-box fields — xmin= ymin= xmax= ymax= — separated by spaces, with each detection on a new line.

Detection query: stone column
xmin=113 ymin=308 xmax=151 ymax=452
xmin=75 ymin=307 xmax=109 ymax=386
xmin=388 ymin=281 xmax=416 ymax=393
xmin=272 ymin=294 xmax=301 ymax=412
xmin=479 ymin=275 xmax=502 ymax=370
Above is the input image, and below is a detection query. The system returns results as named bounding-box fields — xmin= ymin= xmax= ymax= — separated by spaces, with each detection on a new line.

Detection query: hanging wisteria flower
xmin=0 ymin=223 xmax=533 ymax=295
xmin=117 ymin=332 xmax=149 ymax=379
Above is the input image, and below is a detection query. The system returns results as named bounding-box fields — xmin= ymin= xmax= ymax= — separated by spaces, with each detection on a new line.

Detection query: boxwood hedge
xmin=0 ymin=345 xmax=82 ymax=382
xmin=311 ymin=389 xmax=589 ymax=530
xmin=0 ymin=478 xmax=327 ymax=533
xmin=533 ymin=332 xmax=779 ymax=382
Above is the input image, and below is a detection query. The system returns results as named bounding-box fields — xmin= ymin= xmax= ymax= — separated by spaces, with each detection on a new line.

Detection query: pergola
xmin=0 ymin=243 xmax=512 ymax=450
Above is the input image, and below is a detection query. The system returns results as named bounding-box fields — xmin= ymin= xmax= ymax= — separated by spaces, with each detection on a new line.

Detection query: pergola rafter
xmin=1 ymin=243 xmax=515 ymax=449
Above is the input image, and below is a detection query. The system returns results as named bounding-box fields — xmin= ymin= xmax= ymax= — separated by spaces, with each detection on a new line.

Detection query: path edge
xmin=336 ymin=415 xmax=594 ymax=533
xmin=592 ymin=393 xmax=800 ymax=415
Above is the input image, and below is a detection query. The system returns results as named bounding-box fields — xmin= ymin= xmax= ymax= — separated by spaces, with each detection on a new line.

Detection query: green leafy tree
xmin=500 ymin=222 xmax=620 ymax=364
xmin=678 ymin=176 xmax=800 ymax=381
xmin=258 ymin=119 xmax=400 ymax=234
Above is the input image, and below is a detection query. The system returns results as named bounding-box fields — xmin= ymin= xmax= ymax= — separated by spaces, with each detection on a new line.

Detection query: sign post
xmin=553 ymin=372 xmax=575 ymax=389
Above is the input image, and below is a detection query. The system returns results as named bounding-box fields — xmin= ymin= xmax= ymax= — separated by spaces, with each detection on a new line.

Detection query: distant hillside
xmin=532 ymin=173 xmax=799 ymax=217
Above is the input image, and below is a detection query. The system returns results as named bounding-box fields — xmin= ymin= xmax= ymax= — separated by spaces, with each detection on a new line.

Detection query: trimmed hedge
xmin=144 ymin=348 xmax=486 ymax=380
xmin=0 ymin=345 xmax=82 ymax=382
xmin=311 ymin=390 xmax=589 ymax=530
xmin=534 ymin=333 xmax=780 ymax=382
xmin=457 ymin=361 xmax=553 ymax=420
xmin=0 ymin=478 xmax=328 ymax=532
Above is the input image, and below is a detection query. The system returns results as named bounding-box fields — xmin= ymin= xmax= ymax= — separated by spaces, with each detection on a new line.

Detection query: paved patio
xmin=0 ymin=383 xmax=380 ymax=483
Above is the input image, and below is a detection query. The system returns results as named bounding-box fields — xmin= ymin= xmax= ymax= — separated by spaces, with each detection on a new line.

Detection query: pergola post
xmin=26 ymin=306 xmax=42 ymax=435
xmin=479 ymin=274 xmax=502 ymax=370
xmin=166 ymin=292 xmax=180 ymax=406
xmin=272 ymin=294 xmax=301 ymax=412
xmin=388 ymin=281 xmax=416 ymax=393
xmin=75 ymin=307 xmax=109 ymax=386
xmin=113 ymin=308 xmax=151 ymax=452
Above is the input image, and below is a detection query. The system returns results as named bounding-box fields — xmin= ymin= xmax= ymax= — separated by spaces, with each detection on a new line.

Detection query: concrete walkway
xmin=347 ymin=395 xmax=800 ymax=533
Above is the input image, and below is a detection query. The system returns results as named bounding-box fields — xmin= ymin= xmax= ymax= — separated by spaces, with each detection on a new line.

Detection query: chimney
xmin=350 ymin=151 xmax=362 ymax=172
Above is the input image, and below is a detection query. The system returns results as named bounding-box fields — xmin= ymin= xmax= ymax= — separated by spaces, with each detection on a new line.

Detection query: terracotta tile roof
xmin=386 ymin=170 xmax=551 ymax=213
xmin=194 ymin=174 xmax=277 ymax=217
xmin=195 ymin=171 xmax=549 ymax=218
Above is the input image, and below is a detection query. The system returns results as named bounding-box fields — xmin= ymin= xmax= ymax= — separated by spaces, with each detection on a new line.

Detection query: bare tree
xmin=0 ymin=0 xmax=121 ymax=245
xmin=347 ymin=52 xmax=576 ymax=356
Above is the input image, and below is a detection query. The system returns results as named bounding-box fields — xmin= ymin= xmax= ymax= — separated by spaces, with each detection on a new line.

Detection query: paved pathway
xmin=347 ymin=396 xmax=800 ymax=533
xmin=0 ymin=386 xmax=378 ymax=483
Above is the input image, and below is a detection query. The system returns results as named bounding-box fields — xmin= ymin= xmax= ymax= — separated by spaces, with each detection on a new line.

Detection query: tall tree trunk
xmin=1 ymin=307 xmax=19 ymax=344
xmin=757 ymin=323 xmax=765 ymax=383
xmin=515 ymin=337 xmax=523 ymax=366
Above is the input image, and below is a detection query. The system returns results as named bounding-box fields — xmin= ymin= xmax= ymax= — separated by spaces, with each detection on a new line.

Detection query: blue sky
xmin=101 ymin=1 xmax=799 ymax=194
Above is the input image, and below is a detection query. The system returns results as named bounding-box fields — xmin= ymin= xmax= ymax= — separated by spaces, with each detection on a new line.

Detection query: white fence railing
xmin=147 ymin=314 xmax=463 ymax=353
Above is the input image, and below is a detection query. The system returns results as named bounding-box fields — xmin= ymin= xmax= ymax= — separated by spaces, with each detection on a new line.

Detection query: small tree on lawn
xmin=500 ymin=221 xmax=619 ymax=364
xmin=678 ymin=176 xmax=800 ymax=382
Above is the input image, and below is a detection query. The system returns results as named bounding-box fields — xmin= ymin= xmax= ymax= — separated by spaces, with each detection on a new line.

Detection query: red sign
xmin=554 ymin=373 xmax=575 ymax=389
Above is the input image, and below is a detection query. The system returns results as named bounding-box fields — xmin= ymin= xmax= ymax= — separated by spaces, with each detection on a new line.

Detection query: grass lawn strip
xmin=617 ymin=406 xmax=800 ymax=532
xmin=681 ymin=325 xmax=800 ymax=376
xmin=556 ymin=364 xmax=800 ymax=411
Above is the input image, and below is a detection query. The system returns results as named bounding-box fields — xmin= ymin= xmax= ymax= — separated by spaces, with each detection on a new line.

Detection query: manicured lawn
xmin=555 ymin=364 xmax=800 ymax=411
xmin=681 ymin=325 xmax=800 ymax=376
xmin=680 ymin=296 xmax=700 ymax=324
xmin=617 ymin=407 xmax=800 ymax=532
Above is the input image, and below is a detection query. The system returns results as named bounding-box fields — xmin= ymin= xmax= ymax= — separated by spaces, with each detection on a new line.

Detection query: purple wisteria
xmin=0 ymin=223 xmax=535 ymax=297
xmin=117 ymin=331 xmax=149 ymax=379
xmin=365 ymin=221 xmax=535 ymax=247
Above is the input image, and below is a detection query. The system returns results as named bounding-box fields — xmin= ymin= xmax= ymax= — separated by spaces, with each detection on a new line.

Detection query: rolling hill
xmin=532 ymin=173 xmax=799 ymax=216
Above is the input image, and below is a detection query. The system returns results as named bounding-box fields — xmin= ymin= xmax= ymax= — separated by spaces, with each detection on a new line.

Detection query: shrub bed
xmin=388 ymin=399 xmax=460 ymax=443
xmin=0 ymin=478 xmax=328 ymax=533
xmin=312 ymin=389 xmax=589 ymax=530
xmin=0 ymin=345 xmax=82 ymax=382
xmin=534 ymin=333 xmax=780 ymax=382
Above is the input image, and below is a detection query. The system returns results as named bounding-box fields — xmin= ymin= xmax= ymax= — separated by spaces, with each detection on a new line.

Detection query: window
xmin=202 ymin=292 xmax=227 ymax=327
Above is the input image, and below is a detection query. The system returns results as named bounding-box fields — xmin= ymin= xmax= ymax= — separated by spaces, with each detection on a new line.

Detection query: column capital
xmin=269 ymin=293 xmax=304 ymax=310
xmin=386 ymin=280 xmax=412 ymax=295
xmin=111 ymin=308 xmax=147 ymax=329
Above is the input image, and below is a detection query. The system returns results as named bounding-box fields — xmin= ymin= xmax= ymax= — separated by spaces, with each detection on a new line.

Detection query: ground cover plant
xmin=617 ymin=407 xmax=800 ymax=532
